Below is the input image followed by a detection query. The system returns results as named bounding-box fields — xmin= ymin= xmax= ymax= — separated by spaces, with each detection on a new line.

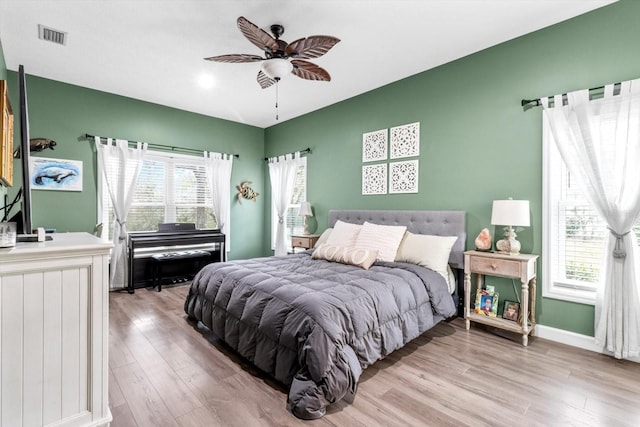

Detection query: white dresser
xmin=0 ymin=233 xmax=112 ymax=427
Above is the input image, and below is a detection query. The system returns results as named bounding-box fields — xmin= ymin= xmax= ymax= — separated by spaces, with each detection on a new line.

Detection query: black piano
xmin=127 ymin=223 xmax=225 ymax=293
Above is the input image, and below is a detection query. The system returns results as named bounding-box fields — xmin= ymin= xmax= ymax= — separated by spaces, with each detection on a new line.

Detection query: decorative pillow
xmin=313 ymin=228 xmax=333 ymax=248
xmin=395 ymin=232 xmax=458 ymax=285
xmin=354 ymin=221 xmax=407 ymax=262
xmin=312 ymin=244 xmax=378 ymax=270
xmin=446 ymin=265 xmax=456 ymax=294
xmin=325 ymin=220 xmax=362 ymax=247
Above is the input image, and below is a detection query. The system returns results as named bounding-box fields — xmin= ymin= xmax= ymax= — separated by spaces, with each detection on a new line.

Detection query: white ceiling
xmin=0 ymin=0 xmax=616 ymax=128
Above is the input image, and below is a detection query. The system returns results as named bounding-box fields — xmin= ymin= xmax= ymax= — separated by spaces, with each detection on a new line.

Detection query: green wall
xmin=264 ymin=0 xmax=640 ymax=336
xmin=5 ymin=74 xmax=266 ymax=260
xmin=0 ymin=37 xmax=6 ymax=79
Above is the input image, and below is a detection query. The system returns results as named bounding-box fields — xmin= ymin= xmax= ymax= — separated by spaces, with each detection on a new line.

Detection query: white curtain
xmin=204 ymin=151 xmax=233 ymax=253
xmin=268 ymin=152 xmax=302 ymax=256
xmin=96 ymin=137 xmax=147 ymax=288
xmin=542 ymin=79 xmax=640 ymax=359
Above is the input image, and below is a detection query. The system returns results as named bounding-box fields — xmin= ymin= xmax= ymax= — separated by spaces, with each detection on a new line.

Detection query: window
xmin=99 ymin=150 xmax=216 ymax=238
xmin=542 ymin=116 xmax=640 ymax=304
xmin=271 ymin=157 xmax=307 ymax=251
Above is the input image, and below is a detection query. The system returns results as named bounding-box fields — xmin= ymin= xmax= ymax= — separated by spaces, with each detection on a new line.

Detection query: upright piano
xmin=127 ymin=223 xmax=225 ymax=293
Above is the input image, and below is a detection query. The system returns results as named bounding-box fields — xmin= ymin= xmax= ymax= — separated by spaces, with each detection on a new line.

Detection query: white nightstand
xmin=464 ymin=250 xmax=539 ymax=346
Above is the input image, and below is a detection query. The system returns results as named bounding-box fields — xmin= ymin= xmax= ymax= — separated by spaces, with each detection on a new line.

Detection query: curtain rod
xmin=521 ymin=83 xmax=619 ymax=111
xmin=264 ymin=147 xmax=311 ymax=162
xmin=84 ymin=133 xmax=239 ymax=158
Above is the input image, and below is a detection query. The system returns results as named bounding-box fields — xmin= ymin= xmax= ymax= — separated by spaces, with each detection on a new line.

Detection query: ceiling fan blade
xmin=257 ymin=71 xmax=276 ymax=89
xmin=204 ymin=54 xmax=264 ymax=63
xmin=291 ymin=60 xmax=331 ymax=82
xmin=286 ymin=36 xmax=340 ymax=59
xmin=237 ymin=16 xmax=279 ymax=53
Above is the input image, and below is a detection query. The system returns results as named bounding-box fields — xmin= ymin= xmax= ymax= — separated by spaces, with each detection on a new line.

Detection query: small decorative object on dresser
xmin=474 ymin=227 xmax=492 ymax=251
xmin=0 ymin=221 xmax=17 ymax=247
xmin=291 ymin=233 xmax=320 ymax=251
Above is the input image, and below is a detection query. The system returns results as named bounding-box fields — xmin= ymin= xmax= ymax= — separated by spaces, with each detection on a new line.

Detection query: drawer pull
xmin=491 ymin=263 xmax=497 ymax=270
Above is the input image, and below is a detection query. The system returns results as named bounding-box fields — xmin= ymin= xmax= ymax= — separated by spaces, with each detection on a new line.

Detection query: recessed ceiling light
xmin=197 ymin=74 xmax=215 ymax=90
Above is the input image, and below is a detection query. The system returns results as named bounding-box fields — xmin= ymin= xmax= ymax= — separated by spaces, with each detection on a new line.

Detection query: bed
xmin=184 ymin=209 xmax=466 ymax=419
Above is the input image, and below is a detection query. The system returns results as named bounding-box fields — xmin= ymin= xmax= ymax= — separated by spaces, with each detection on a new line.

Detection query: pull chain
xmin=275 ymin=78 xmax=280 ymax=121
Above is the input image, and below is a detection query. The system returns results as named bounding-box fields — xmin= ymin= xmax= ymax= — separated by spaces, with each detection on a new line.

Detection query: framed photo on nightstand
xmin=474 ymin=288 xmax=499 ymax=318
xmin=502 ymin=301 xmax=520 ymax=322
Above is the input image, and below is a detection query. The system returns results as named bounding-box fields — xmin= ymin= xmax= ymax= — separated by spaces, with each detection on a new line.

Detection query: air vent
xmin=38 ymin=24 xmax=67 ymax=45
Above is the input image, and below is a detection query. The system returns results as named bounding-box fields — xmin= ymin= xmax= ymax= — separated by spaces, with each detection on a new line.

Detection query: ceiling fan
xmin=205 ymin=16 xmax=340 ymax=89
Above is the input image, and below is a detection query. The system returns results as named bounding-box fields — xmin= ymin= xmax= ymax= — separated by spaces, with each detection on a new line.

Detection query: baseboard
xmin=536 ymin=324 xmax=640 ymax=363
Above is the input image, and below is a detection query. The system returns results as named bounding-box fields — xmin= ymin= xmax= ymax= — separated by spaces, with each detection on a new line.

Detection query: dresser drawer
xmin=470 ymin=256 xmax=521 ymax=278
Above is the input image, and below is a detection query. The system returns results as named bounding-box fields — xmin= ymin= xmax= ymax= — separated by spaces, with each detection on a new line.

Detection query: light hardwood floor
xmin=109 ymin=285 xmax=640 ymax=427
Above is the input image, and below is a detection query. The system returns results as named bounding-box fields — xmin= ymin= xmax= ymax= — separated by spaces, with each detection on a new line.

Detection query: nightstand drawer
xmin=291 ymin=234 xmax=320 ymax=250
xmin=292 ymin=236 xmax=311 ymax=247
xmin=470 ymin=256 xmax=521 ymax=278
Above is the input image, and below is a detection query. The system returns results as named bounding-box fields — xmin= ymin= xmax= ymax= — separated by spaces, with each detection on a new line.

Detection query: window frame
xmin=98 ymin=149 xmax=216 ymax=240
xmin=542 ymin=116 xmax=599 ymax=305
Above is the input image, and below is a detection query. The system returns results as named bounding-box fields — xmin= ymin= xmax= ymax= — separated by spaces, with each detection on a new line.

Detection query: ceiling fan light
xmin=261 ymin=58 xmax=293 ymax=80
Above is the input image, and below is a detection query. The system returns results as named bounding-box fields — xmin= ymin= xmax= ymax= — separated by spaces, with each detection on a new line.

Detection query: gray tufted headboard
xmin=328 ymin=209 xmax=466 ymax=269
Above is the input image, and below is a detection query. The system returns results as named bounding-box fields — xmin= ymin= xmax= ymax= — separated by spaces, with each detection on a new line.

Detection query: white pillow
xmin=446 ymin=265 xmax=456 ymax=294
xmin=312 ymin=244 xmax=378 ymax=270
xmin=325 ymin=220 xmax=362 ymax=247
xmin=395 ymin=232 xmax=458 ymax=285
xmin=355 ymin=221 xmax=407 ymax=262
xmin=314 ymin=228 xmax=333 ymax=248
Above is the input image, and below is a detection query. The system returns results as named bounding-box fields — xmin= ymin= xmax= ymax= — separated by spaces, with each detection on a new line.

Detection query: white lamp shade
xmin=298 ymin=202 xmax=313 ymax=217
xmin=491 ymin=199 xmax=530 ymax=227
xmin=261 ymin=58 xmax=293 ymax=80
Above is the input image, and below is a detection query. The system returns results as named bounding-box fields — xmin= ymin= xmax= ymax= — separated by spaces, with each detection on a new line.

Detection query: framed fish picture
xmin=29 ymin=156 xmax=83 ymax=191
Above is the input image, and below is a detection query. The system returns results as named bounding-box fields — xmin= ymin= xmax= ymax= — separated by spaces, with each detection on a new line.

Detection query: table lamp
xmin=298 ymin=202 xmax=313 ymax=235
xmin=491 ymin=198 xmax=530 ymax=255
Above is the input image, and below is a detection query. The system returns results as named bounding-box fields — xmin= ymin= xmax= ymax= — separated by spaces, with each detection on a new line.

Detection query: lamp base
xmin=496 ymin=226 xmax=521 ymax=255
xmin=302 ymin=217 xmax=309 ymax=235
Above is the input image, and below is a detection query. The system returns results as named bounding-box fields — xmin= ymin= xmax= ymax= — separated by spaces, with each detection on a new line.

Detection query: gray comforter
xmin=184 ymin=252 xmax=456 ymax=419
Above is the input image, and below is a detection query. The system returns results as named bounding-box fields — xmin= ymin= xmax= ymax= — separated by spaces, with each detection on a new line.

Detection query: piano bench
xmin=150 ymin=250 xmax=211 ymax=292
